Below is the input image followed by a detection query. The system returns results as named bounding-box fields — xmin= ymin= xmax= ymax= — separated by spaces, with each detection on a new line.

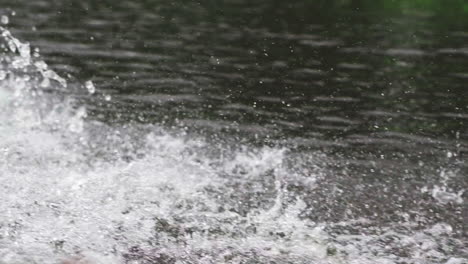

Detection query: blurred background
xmin=2 ymin=0 xmax=468 ymax=142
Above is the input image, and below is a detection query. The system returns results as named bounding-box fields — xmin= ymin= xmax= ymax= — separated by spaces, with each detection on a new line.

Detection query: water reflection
xmin=8 ymin=1 xmax=466 ymax=141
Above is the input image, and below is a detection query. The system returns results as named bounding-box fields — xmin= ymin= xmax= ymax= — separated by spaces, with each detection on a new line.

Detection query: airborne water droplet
xmin=42 ymin=69 xmax=67 ymax=87
xmin=1 ymin=15 xmax=9 ymax=25
xmin=85 ymin=80 xmax=95 ymax=94
xmin=34 ymin=61 xmax=48 ymax=70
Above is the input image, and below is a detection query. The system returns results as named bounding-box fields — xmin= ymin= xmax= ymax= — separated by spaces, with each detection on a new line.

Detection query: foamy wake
xmin=0 ymin=25 xmax=466 ymax=264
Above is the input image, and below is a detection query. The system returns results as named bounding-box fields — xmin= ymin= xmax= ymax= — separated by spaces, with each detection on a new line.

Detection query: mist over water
xmin=0 ymin=1 xmax=467 ymax=263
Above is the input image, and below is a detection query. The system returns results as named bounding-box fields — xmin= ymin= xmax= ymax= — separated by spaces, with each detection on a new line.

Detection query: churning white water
xmin=0 ymin=26 xmax=466 ymax=264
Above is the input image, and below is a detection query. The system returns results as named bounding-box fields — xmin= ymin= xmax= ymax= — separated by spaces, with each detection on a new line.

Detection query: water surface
xmin=0 ymin=1 xmax=467 ymax=263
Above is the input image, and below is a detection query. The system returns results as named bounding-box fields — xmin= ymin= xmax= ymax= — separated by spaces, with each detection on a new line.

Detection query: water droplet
xmin=42 ymin=70 xmax=67 ymax=87
xmin=6 ymin=39 xmax=16 ymax=53
xmin=34 ymin=61 xmax=48 ymax=70
xmin=1 ymin=15 xmax=9 ymax=25
xmin=85 ymin=80 xmax=95 ymax=94
xmin=33 ymin=47 xmax=40 ymax=57
xmin=15 ymin=41 xmax=31 ymax=59
xmin=0 ymin=70 xmax=6 ymax=80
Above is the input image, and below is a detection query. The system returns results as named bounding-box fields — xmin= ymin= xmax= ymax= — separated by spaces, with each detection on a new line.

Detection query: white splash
xmin=0 ymin=23 xmax=466 ymax=264
xmin=85 ymin=80 xmax=95 ymax=94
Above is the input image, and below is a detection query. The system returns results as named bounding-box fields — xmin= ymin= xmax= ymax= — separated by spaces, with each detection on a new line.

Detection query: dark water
xmin=0 ymin=1 xmax=467 ymax=263
xmin=5 ymin=1 xmax=468 ymax=138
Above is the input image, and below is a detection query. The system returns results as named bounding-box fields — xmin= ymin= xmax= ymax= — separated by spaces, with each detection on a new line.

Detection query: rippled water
xmin=0 ymin=1 xmax=467 ymax=263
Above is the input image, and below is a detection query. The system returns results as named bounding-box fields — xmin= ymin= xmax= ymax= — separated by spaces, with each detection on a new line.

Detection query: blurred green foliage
xmin=292 ymin=0 xmax=468 ymax=20
xmin=65 ymin=0 xmax=468 ymax=29
xmin=335 ymin=0 xmax=468 ymax=17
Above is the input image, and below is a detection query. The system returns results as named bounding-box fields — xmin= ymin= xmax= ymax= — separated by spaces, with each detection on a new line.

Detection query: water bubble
xmin=85 ymin=80 xmax=96 ymax=94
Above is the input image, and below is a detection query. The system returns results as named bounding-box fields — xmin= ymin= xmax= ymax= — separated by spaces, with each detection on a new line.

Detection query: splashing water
xmin=0 ymin=26 xmax=466 ymax=264
xmin=84 ymin=80 xmax=95 ymax=95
